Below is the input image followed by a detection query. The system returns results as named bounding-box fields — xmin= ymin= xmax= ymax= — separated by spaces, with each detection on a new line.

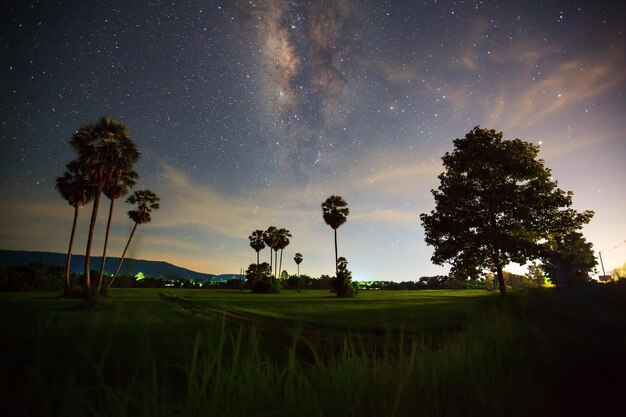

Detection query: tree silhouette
xmin=420 ymin=126 xmax=593 ymax=296
xmin=110 ymin=189 xmax=160 ymax=286
xmin=276 ymin=228 xmax=292 ymax=281
xmin=321 ymin=195 xmax=349 ymax=278
xmin=55 ymin=160 xmax=95 ymax=295
xmin=96 ymin=169 xmax=138 ymax=295
xmin=70 ymin=117 xmax=139 ymax=294
xmin=331 ymin=256 xmax=355 ymax=297
xmin=542 ymin=231 xmax=597 ymax=287
xmin=246 ymin=262 xmax=277 ymax=293
xmin=248 ymin=229 xmax=266 ymax=265
xmin=263 ymin=226 xmax=278 ymax=275
xmin=294 ymin=252 xmax=303 ymax=291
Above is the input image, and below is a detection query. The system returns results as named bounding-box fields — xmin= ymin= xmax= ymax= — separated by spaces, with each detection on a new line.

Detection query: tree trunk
xmin=269 ymin=249 xmax=272 ymax=274
xmin=256 ymin=250 xmax=259 ymax=266
xmin=97 ymin=198 xmax=115 ymax=296
xmin=334 ymin=228 xmax=338 ymax=278
xmin=279 ymin=249 xmax=283 ymax=280
xmin=64 ymin=205 xmax=79 ymax=295
xmin=274 ymin=250 xmax=278 ymax=279
xmin=496 ymin=264 xmax=506 ymax=297
xmin=84 ymin=188 xmax=102 ymax=294
xmin=109 ymin=222 xmax=138 ymax=288
xmin=297 ymin=264 xmax=300 ymax=292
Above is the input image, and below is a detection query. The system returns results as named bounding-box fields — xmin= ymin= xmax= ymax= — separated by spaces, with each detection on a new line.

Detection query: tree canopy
xmin=420 ymin=126 xmax=594 ymax=296
xmin=542 ymin=231 xmax=596 ymax=287
xmin=68 ymin=117 xmax=139 ymax=294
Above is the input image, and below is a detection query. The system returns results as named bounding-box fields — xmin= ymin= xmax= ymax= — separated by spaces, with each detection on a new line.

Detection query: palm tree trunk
xmin=297 ymin=264 xmax=300 ymax=292
xmin=109 ymin=222 xmax=138 ymax=288
xmin=256 ymin=250 xmax=259 ymax=266
xmin=269 ymin=249 xmax=272 ymax=274
xmin=274 ymin=250 xmax=278 ymax=279
xmin=97 ymin=198 xmax=115 ymax=296
xmin=334 ymin=228 xmax=338 ymax=278
xmin=279 ymin=249 xmax=283 ymax=280
xmin=64 ymin=205 xmax=79 ymax=295
xmin=84 ymin=188 xmax=102 ymax=294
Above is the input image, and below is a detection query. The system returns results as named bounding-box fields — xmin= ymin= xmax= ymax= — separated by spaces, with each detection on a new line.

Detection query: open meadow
xmin=1 ymin=286 xmax=626 ymax=416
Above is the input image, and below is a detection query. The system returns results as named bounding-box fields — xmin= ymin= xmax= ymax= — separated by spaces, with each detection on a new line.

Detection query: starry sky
xmin=1 ymin=0 xmax=625 ymax=281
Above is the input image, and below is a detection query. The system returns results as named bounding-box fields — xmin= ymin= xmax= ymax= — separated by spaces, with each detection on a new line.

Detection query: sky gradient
xmin=1 ymin=0 xmax=625 ymax=281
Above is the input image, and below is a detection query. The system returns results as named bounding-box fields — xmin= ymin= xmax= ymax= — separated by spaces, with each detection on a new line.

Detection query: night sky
xmin=1 ymin=0 xmax=625 ymax=281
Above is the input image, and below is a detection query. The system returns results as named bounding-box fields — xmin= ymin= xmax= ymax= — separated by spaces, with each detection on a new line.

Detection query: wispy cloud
xmin=493 ymin=51 xmax=626 ymax=133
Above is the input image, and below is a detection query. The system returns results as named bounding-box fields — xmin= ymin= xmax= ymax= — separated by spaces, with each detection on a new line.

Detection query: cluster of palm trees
xmin=55 ymin=117 xmax=160 ymax=297
xmin=248 ymin=227 xmax=293 ymax=280
xmin=246 ymin=195 xmax=351 ymax=295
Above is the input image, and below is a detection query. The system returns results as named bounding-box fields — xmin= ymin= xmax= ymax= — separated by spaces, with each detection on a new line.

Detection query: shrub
xmin=246 ymin=262 xmax=279 ymax=294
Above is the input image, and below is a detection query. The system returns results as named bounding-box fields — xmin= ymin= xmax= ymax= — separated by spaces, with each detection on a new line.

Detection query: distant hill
xmin=0 ymin=249 xmax=243 ymax=281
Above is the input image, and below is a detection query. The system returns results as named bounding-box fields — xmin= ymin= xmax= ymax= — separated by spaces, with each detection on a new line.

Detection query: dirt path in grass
xmin=157 ymin=293 xmax=405 ymax=341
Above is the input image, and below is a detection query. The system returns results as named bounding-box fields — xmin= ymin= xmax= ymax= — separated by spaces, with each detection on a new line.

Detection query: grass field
xmin=159 ymin=288 xmax=492 ymax=331
xmin=1 ymin=286 xmax=625 ymax=416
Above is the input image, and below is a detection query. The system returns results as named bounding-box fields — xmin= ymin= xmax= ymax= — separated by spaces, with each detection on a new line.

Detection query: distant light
xmin=538 ymin=141 xmax=543 ymax=145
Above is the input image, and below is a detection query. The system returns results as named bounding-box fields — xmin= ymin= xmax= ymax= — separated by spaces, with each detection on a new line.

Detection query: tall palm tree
xmin=294 ymin=253 xmax=303 ymax=291
xmin=110 ymin=189 xmax=160 ymax=287
xmin=321 ymin=195 xmax=349 ymax=278
xmin=96 ymin=169 xmax=138 ymax=295
xmin=263 ymin=226 xmax=278 ymax=276
xmin=55 ymin=160 xmax=95 ymax=295
xmin=276 ymin=228 xmax=292 ymax=280
xmin=248 ymin=229 xmax=266 ymax=265
xmin=70 ymin=117 xmax=139 ymax=294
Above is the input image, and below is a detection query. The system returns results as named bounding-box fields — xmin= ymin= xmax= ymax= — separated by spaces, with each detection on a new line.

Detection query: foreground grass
xmin=1 ymin=286 xmax=625 ymax=416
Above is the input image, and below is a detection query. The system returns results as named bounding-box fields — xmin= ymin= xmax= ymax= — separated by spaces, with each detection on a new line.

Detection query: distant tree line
xmin=3 ymin=260 xmax=611 ymax=293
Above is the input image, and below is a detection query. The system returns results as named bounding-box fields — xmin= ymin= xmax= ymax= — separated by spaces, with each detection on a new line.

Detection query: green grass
xmin=1 ymin=286 xmax=625 ymax=416
xmin=160 ymin=288 xmax=492 ymax=331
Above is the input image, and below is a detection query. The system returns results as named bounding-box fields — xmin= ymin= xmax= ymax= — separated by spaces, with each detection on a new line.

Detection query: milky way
xmin=1 ymin=1 xmax=625 ymax=280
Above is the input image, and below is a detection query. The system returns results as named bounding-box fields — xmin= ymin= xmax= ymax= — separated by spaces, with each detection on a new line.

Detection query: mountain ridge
xmin=0 ymin=249 xmax=242 ymax=281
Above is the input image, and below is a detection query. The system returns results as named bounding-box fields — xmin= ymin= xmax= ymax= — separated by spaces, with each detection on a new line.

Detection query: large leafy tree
xmin=70 ymin=117 xmax=139 ymax=294
xmin=420 ymin=126 xmax=593 ymax=296
xmin=55 ymin=160 xmax=95 ymax=295
xmin=96 ymin=169 xmax=138 ymax=295
xmin=110 ymin=189 xmax=160 ymax=286
xmin=542 ymin=231 xmax=596 ymax=287
xmin=321 ymin=195 xmax=349 ymax=278
xmin=248 ymin=229 xmax=266 ymax=265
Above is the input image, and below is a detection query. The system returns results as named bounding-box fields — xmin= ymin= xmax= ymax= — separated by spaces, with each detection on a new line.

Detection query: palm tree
xmin=109 ymin=189 xmax=160 ymax=287
xmin=70 ymin=117 xmax=139 ymax=294
xmin=248 ymin=229 xmax=266 ymax=265
xmin=321 ymin=195 xmax=349 ymax=278
xmin=96 ymin=169 xmax=138 ymax=295
xmin=276 ymin=228 xmax=292 ymax=280
xmin=263 ymin=226 xmax=278 ymax=276
xmin=294 ymin=252 xmax=303 ymax=291
xmin=55 ymin=161 xmax=95 ymax=295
